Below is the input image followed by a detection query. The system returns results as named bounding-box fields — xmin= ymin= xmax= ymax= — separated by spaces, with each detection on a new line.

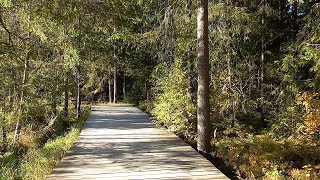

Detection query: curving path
xmin=47 ymin=106 xmax=228 ymax=180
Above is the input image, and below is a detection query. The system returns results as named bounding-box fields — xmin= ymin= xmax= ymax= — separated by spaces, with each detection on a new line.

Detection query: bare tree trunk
xmin=108 ymin=77 xmax=113 ymax=104
xmin=113 ymin=28 xmax=117 ymax=104
xmin=113 ymin=70 xmax=117 ymax=103
xmin=64 ymin=76 xmax=69 ymax=117
xmin=278 ymin=0 xmax=283 ymax=21
xmin=1 ymin=114 xmax=7 ymax=152
xmin=13 ymin=3 xmax=31 ymax=144
xmin=76 ymin=13 xmax=82 ymax=119
xmin=196 ymin=0 xmax=212 ymax=153
xmin=260 ymin=0 xmax=265 ymax=94
xmin=13 ymin=56 xmax=28 ymax=145
xmin=258 ymin=0 xmax=266 ymax=122
xmin=145 ymin=81 xmax=150 ymax=103
xmin=291 ymin=0 xmax=298 ymax=34
xmin=123 ymin=75 xmax=126 ymax=99
xmin=76 ymin=65 xmax=81 ymax=118
xmin=52 ymin=95 xmax=57 ymax=116
xmin=292 ymin=0 xmax=297 ymax=20
xmin=1 ymin=97 xmax=7 ymax=151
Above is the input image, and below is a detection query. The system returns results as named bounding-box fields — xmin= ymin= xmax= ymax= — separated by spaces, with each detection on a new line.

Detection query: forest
xmin=0 ymin=0 xmax=319 ymax=179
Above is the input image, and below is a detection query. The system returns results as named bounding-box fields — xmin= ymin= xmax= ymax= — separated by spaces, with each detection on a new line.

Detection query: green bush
xmin=19 ymin=128 xmax=81 ymax=179
xmin=214 ymin=134 xmax=320 ymax=179
xmin=138 ymin=102 xmax=153 ymax=114
xmin=0 ymin=106 xmax=91 ymax=180
xmin=124 ymin=80 xmax=145 ymax=105
xmin=152 ymin=61 xmax=196 ymax=134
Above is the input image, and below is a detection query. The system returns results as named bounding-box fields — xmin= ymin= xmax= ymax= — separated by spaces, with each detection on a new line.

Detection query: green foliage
xmin=215 ymin=134 xmax=320 ymax=179
xmin=138 ymin=102 xmax=153 ymax=114
xmin=19 ymin=128 xmax=80 ymax=179
xmin=152 ymin=61 xmax=196 ymax=134
xmin=209 ymin=2 xmax=263 ymax=131
xmin=0 ymin=151 xmax=19 ymax=179
xmin=268 ymin=105 xmax=305 ymax=137
xmin=281 ymin=4 xmax=320 ymax=92
xmin=124 ymin=79 xmax=145 ymax=105
xmin=0 ymin=0 xmax=9 ymax=7
xmin=0 ymin=0 xmax=319 ymax=179
xmin=0 ymin=107 xmax=90 ymax=180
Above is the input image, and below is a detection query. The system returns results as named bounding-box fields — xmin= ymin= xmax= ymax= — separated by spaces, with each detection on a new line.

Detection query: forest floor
xmin=47 ymin=106 xmax=228 ymax=179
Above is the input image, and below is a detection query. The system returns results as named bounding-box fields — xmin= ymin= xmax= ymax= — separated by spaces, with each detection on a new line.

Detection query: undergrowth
xmin=214 ymin=134 xmax=320 ymax=179
xmin=0 ymin=107 xmax=91 ymax=180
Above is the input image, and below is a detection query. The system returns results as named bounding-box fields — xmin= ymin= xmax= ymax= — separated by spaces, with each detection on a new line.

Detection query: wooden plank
xmin=47 ymin=106 xmax=229 ymax=180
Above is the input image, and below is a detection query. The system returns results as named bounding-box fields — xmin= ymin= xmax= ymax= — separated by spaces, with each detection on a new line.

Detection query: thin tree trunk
xmin=1 ymin=111 xmax=7 ymax=151
xmin=64 ymin=76 xmax=69 ymax=117
xmin=1 ymin=97 xmax=7 ymax=151
xmin=123 ymin=75 xmax=126 ymax=98
xmin=258 ymin=0 xmax=266 ymax=122
xmin=145 ymin=81 xmax=150 ymax=103
xmin=76 ymin=65 xmax=81 ymax=118
xmin=291 ymin=0 xmax=298 ymax=34
xmin=113 ymin=70 xmax=117 ymax=103
xmin=278 ymin=0 xmax=283 ymax=21
xmin=52 ymin=96 xmax=57 ymax=116
xmin=108 ymin=77 xmax=113 ymax=104
xmin=292 ymin=0 xmax=297 ymax=20
xmin=76 ymin=13 xmax=81 ymax=119
xmin=261 ymin=0 xmax=265 ymax=93
xmin=2 ymin=128 xmax=7 ymax=151
xmin=196 ymin=0 xmax=212 ymax=153
xmin=13 ymin=59 xmax=27 ymax=144
xmin=13 ymin=4 xmax=31 ymax=144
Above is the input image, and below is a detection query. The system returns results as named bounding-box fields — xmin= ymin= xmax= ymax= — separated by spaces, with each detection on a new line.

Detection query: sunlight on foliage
xmin=152 ymin=61 xmax=196 ymax=134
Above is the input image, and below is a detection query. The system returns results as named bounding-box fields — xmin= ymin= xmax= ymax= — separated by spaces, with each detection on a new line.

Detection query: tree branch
xmin=0 ymin=7 xmax=13 ymax=46
xmin=0 ymin=7 xmax=30 ymax=44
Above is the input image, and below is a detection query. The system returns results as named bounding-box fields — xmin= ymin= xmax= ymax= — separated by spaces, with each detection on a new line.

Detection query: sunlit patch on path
xmin=47 ymin=106 xmax=228 ymax=180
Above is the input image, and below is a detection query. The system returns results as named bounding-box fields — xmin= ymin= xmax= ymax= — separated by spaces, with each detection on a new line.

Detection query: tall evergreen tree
xmin=196 ymin=0 xmax=212 ymax=153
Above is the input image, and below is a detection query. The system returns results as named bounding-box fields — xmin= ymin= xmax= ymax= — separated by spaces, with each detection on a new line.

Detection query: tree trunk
xmin=52 ymin=96 xmax=57 ymax=116
xmin=108 ymin=77 xmax=113 ymax=104
xmin=258 ymin=0 xmax=266 ymax=122
xmin=13 ymin=56 xmax=28 ymax=145
xmin=292 ymin=0 xmax=297 ymax=20
xmin=291 ymin=0 xmax=298 ymax=34
xmin=76 ymin=11 xmax=82 ymax=119
xmin=196 ymin=0 xmax=212 ymax=153
xmin=113 ymin=70 xmax=117 ymax=103
xmin=145 ymin=81 xmax=150 ymax=103
xmin=64 ymin=76 xmax=69 ymax=117
xmin=260 ymin=0 xmax=265 ymax=93
xmin=2 ymin=128 xmax=7 ymax=151
xmin=76 ymin=65 xmax=81 ymax=119
xmin=13 ymin=6 xmax=31 ymax=144
xmin=278 ymin=0 xmax=283 ymax=21
xmin=1 ymin=97 xmax=7 ymax=151
xmin=123 ymin=75 xmax=126 ymax=99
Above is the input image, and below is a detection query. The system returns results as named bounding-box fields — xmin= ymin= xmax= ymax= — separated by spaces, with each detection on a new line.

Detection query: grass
xmin=0 ymin=107 xmax=91 ymax=180
xmin=19 ymin=128 xmax=81 ymax=179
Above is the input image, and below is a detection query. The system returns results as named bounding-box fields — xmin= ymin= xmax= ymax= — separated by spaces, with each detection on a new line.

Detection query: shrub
xmin=152 ymin=61 xmax=196 ymax=134
xmin=214 ymin=134 xmax=320 ymax=179
xmin=0 ymin=106 xmax=91 ymax=180
xmin=19 ymin=128 xmax=80 ymax=179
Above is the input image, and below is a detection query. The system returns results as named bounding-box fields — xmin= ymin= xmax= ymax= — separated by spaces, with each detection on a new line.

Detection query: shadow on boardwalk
xmin=47 ymin=106 xmax=228 ymax=179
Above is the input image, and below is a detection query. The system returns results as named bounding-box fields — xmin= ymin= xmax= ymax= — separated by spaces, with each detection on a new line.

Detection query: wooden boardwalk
xmin=47 ymin=106 xmax=228 ymax=180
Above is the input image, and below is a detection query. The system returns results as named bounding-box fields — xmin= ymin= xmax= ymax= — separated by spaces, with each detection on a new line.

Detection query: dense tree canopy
xmin=0 ymin=0 xmax=319 ymax=179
